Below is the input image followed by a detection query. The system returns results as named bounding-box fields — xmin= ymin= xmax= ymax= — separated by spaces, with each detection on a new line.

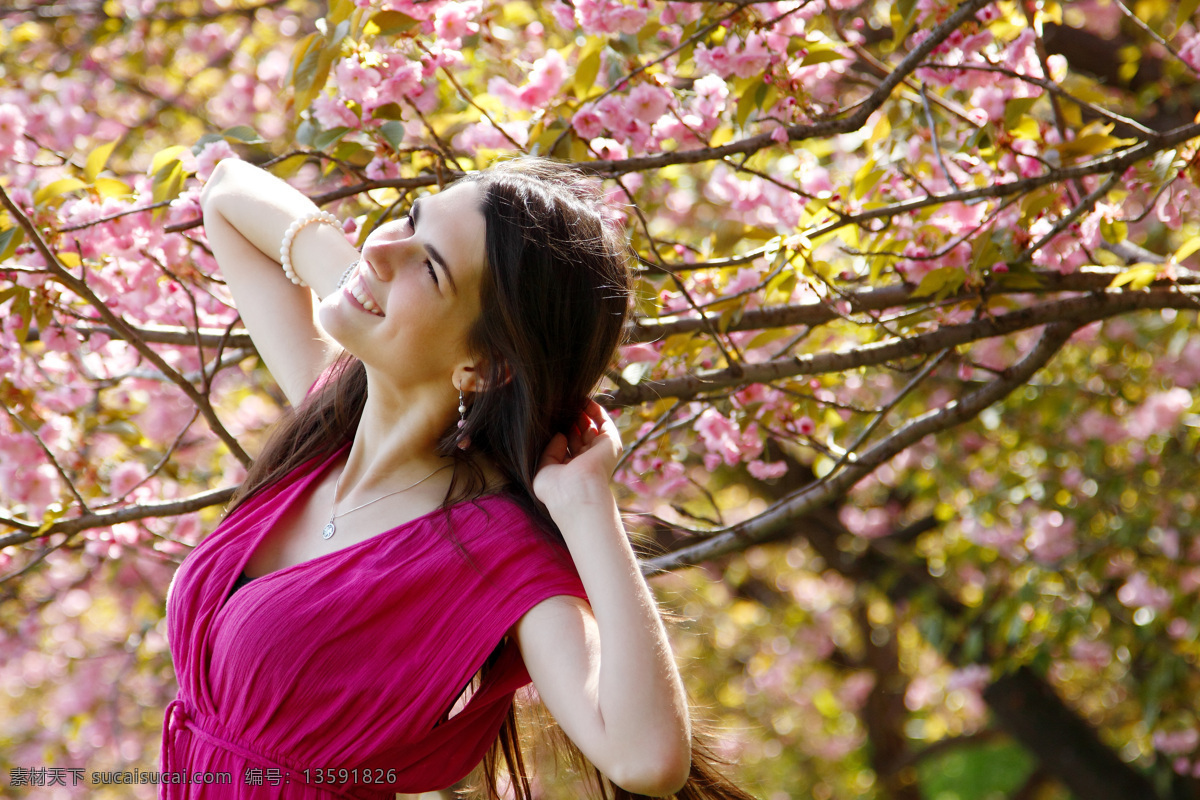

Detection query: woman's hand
xmin=532 ymin=400 xmax=622 ymax=513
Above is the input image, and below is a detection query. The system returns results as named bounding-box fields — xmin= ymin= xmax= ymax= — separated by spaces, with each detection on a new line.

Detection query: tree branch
xmin=0 ymin=186 xmax=252 ymax=467
xmin=616 ymin=285 xmax=1200 ymax=405
xmin=640 ymin=321 xmax=1078 ymax=572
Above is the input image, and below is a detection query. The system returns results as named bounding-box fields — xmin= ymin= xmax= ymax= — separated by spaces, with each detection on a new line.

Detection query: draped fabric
xmin=161 ymin=443 xmax=587 ymax=798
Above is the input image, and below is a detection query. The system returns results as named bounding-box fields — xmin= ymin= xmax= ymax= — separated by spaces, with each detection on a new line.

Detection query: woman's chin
xmin=316 ymin=298 xmax=359 ymax=348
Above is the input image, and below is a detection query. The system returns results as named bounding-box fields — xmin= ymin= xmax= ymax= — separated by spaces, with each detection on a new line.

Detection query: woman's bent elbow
xmin=610 ymin=744 xmax=692 ymax=797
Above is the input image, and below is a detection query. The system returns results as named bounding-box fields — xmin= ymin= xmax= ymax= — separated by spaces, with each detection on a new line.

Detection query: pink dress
xmin=161 ymin=443 xmax=587 ymax=798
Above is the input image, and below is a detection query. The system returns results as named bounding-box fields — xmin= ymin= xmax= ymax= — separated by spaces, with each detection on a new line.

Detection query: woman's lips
xmin=345 ymin=269 xmax=384 ymax=316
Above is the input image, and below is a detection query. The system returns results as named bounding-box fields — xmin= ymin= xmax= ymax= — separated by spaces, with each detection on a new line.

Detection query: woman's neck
xmin=339 ymin=376 xmax=456 ymax=497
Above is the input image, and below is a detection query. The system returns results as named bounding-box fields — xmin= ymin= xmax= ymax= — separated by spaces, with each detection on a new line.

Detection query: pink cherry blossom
xmin=627 ymin=84 xmax=672 ymax=124
xmin=549 ymin=1 xmax=577 ymax=29
xmin=747 ymin=459 xmax=788 ymax=480
xmin=590 ymin=137 xmax=628 ymax=160
xmin=369 ymin=61 xmax=424 ymax=110
xmin=1117 ymin=571 xmax=1171 ymax=612
xmin=334 ymin=57 xmax=382 ymax=105
xmin=732 ymin=32 xmax=772 ymax=78
xmin=434 ymin=0 xmax=481 ymax=41
xmin=1025 ymin=509 xmax=1076 ymax=564
xmin=311 ymin=95 xmax=360 ymax=130
xmin=1127 ymin=387 xmax=1192 ymax=439
xmin=194 ymin=139 xmax=238 ymax=182
xmin=695 ymin=42 xmax=735 ymax=78
xmin=611 ymin=5 xmax=648 ymax=34
xmin=365 ymin=156 xmax=401 ymax=181
xmin=1155 ymin=728 xmax=1200 ymax=756
xmin=839 ymin=505 xmax=892 ymax=538
xmin=0 ymin=103 xmax=27 ymax=156
xmin=1070 ymin=638 xmax=1111 ymax=669
xmin=109 ymin=461 xmax=148 ymax=498
xmin=572 ymin=104 xmax=606 ymax=139
xmin=1179 ymin=34 xmax=1200 ymax=72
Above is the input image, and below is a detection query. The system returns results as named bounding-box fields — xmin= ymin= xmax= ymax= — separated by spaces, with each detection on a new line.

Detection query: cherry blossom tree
xmin=2 ymin=0 xmax=1200 ymax=798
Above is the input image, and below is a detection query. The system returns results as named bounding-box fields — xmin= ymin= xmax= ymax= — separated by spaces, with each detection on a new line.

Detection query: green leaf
xmin=149 ymin=145 xmax=189 ymax=175
xmin=891 ymin=0 xmax=920 ymax=45
xmin=1180 ymin=0 xmax=1200 ymax=28
xmin=34 ymin=178 xmax=88 ymax=206
xmin=151 ymin=160 xmax=186 ymax=206
xmin=993 ymin=271 xmax=1045 ymax=290
xmin=95 ymin=177 xmax=133 ymax=198
xmin=268 ymin=154 xmax=308 ymax=179
xmin=378 ymin=120 xmax=406 ymax=151
xmin=222 ymin=125 xmax=266 ymax=144
xmin=1110 ymin=261 xmax=1160 ymax=290
xmin=295 ymin=119 xmax=318 ymax=147
xmin=191 ymin=132 xmax=225 ymax=154
xmin=1175 ymin=235 xmax=1200 ymax=263
xmin=910 ymin=266 xmax=966 ymax=300
xmin=10 ymin=287 xmax=31 ymax=344
xmin=0 ymin=225 xmax=23 ymax=262
xmin=290 ymin=33 xmax=336 ymax=114
xmin=1003 ymin=96 xmax=1039 ymax=131
xmin=852 ymin=159 xmax=883 ymax=200
xmin=85 ymin=141 xmax=117 ymax=182
xmin=736 ymin=81 xmax=759 ymax=128
xmin=369 ymin=10 xmax=418 ymax=36
xmin=799 ymin=47 xmax=845 ymax=67
xmin=370 ymin=102 xmax=405 ymax=121
xmin=574 ymin=38 xmax=604 ymax=97
xmin=312 ymin=125 xmax=351 ymax=152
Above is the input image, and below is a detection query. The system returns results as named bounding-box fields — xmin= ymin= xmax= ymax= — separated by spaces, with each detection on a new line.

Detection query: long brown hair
xmin=229 ymin=157 xmax=755 ymax=799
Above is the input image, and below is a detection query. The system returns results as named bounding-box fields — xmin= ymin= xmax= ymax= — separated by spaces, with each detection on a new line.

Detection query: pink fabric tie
xmin=162 ymin=697 xmax=362 ymax=800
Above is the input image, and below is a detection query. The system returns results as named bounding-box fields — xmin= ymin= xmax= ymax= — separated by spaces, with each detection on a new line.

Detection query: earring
xmin=456 ymin=389 xmax=471 ymax=451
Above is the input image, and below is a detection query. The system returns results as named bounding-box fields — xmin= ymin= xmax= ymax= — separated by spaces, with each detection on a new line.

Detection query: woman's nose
xmin=361 ymin=224 xmax=414 ymax=278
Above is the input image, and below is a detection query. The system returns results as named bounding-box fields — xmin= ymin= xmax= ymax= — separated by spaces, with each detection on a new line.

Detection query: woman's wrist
xmin=542 ymin=479 xmax=618 ymax=521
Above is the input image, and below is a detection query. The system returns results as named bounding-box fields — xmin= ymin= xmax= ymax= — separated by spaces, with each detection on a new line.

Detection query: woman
xmin=162 ymin=156 xmax=748 ymax=799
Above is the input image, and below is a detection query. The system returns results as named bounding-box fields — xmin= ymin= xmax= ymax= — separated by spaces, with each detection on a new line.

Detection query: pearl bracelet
xmin=279 ymin=211 xmax=340 ymax=288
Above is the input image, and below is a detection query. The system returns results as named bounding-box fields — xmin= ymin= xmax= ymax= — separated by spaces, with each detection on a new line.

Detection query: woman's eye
xmin=426 ymin=261 xmax=439 ymax=285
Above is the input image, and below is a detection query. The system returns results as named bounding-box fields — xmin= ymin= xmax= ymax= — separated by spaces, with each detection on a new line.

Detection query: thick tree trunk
xmin=982 ymin=666 xmax=1157 ymax=800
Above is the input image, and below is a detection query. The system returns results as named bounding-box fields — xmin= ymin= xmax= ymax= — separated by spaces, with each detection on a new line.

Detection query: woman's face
xmin=318 ymin=180 xmax=488 ymax=390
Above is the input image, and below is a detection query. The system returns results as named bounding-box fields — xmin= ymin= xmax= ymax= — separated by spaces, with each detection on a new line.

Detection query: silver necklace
xmin=322 ymin=463 xmax=447 ymax=539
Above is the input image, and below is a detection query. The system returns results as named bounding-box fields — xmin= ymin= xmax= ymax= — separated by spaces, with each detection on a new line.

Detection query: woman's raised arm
xmin=199 ymin=159 xmax=360 ymax=406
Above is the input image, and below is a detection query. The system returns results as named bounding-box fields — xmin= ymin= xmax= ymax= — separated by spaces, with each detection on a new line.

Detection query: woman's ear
xmin=454 ymin=360 xmax=511 ymax=392
xmin=453 ymin=364 xmax=480 ymax=393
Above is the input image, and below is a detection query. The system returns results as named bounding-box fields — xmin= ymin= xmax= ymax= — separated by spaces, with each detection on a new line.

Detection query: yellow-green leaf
xmin=151 ymin=160 xmax=186 ymax=205
xmin=1110 ymin=262 xmax=1160 ymax=290
xmin=1003 ymin=96 xmax=1039 ymax=131
xmin=0 ymin=225 xmax=23 ymax=261
xmin=1175 ymin=235 xmax=1200 ymax=263
xmin=85 ymin=141 xmax=117 ymax=182
xmin=34 ymin=178 xmax=88 ymax=205
xmin=800 ymin=47 xmax=845 ymax=67
xmin=95 ymin=177 xmax=133 ymax=198
xmin=267 ymin=155 xmax=308 ymax=179
xmin=1179 ymin=0 xmax=1200 ymax=29
xmin=149 ymin=145 xmax=189 ymax=175
xmin=910 ymin=266 xmax=966 ymax=299
xmin=369 ymin=10 xmax=418 ymax=36
xmin=574 ymin=38 xmax=604 ymax=97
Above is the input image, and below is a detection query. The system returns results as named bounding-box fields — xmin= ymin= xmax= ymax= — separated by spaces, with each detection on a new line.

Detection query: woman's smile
xmin=344 ymin=267 xmax=384 ymax=317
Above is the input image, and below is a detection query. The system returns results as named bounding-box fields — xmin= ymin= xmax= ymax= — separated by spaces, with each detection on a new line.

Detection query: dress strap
xmin=161 ymin=697 xmax=363 ymax=800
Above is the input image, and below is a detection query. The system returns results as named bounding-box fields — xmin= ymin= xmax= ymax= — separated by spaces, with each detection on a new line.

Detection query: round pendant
xmin=322 ymin=522 xmax=336 ymax=539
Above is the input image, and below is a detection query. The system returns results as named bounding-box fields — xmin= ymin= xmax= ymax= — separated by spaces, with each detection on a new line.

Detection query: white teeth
xmin=347 ymin=275 xmax=384 ymax=316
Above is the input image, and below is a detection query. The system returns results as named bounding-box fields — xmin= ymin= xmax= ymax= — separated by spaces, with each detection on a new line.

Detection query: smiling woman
xmin=167 ymin=157 xmax=755 ymax=800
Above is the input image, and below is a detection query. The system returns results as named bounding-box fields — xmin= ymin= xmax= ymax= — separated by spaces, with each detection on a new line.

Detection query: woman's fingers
xmin=538 ymin=432 xmax=570 ymax=469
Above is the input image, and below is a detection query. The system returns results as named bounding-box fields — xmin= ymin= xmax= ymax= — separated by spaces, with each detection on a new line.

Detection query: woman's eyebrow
xmin=411 ymin=198 xmax=459 ymax=295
